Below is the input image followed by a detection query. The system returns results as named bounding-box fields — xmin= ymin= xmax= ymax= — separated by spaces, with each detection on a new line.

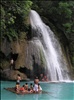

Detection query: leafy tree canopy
xmin=0 ymin=0 xmax=32 ymax=41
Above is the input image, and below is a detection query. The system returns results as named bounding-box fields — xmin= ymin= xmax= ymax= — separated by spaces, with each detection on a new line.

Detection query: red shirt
xmin=20 ymin=87 xmax=24 ymax=91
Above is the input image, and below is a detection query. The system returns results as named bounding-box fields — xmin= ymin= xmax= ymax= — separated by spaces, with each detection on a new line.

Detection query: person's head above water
xmin=34 ymin=76 xmax=39 ymax=84
xmin=34 ymin=76 xmax=39 ymax=79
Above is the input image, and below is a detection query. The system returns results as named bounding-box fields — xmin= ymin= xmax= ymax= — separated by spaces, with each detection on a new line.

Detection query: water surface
xmin=1 ymin=81 xmax=74 ymax=100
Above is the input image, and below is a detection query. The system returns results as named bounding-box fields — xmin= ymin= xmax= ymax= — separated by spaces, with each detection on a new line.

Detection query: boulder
xmin=1 ymin=70 xmax=28 ymax=80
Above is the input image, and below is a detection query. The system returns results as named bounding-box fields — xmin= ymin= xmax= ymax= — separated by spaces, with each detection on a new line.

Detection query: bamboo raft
xmin=4 ymin=87 xmax=49 ymax=95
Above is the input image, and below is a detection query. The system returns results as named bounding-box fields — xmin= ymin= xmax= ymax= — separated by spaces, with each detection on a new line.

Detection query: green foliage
xmin=58 ymin=2 xmax=72 ymax=18
xmin=63 ymin=23 xmax=72 ymax=34
xmin=1 ymin=6 xmax=6 ymax=32
xmin=40 ymin=48 xmax=46 ymax=67
xmin=4 ymin=28 xmax=18 ymax=41
xmin=1 ymin=0 xmax=32 ymax=41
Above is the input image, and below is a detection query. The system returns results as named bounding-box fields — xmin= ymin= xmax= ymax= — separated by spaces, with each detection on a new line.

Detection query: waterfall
xmin=29 ymin=10 xmax=70 ymax=81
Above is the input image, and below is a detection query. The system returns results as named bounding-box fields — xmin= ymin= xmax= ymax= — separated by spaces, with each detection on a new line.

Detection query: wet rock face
xmin=25 ymin=41 xmax=41 ymax=69
xmin=1 ymin=39 xmax=11 ymax=56
xmin=1 ymin=39 xmax=45 ymax=80
xmin=24 ymin=40 xmax=46 ymax=78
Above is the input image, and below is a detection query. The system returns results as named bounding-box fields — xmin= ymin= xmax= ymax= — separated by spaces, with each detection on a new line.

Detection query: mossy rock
xmin=0 ymin=60 xmax=10 ymax=70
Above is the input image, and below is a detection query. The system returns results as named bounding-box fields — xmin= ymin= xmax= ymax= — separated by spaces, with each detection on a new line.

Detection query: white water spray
xmin=29 ymin=10 xmax=70 ymax=81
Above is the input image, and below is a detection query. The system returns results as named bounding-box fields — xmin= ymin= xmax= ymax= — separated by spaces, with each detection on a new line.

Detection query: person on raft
xmin=16 ymin=74 xmax=21 ymax=84
xmin=33 ymin=76 xmax=42 ymax=93
xmin=15 ymin=82 xmax=20 ymax=93
xmin=15 ymin=76 xmax=42 ymax=93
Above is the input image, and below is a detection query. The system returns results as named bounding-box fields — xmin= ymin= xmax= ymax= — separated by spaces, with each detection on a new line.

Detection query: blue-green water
xmin=1 ymin=81 xmax=74 ymax=100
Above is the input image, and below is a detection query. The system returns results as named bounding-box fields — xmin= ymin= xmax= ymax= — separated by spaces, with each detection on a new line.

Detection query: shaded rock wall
xmin=1 ymin=38 xmax=45 ymax=80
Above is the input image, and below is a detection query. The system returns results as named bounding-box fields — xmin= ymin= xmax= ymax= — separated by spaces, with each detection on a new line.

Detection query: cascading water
xmin=29 ymin=10 xmax=70 ymax=81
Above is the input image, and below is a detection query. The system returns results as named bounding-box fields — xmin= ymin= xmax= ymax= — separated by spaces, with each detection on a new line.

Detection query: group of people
xmin=15 ymin=74 xmax=42 ymax=94
xmin=39 ymin=73 xmax=49 ymax=81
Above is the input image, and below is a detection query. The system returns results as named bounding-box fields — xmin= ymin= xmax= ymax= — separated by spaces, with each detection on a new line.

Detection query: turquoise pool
xmin=1 ymin=81 xmax=74 ymax=100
